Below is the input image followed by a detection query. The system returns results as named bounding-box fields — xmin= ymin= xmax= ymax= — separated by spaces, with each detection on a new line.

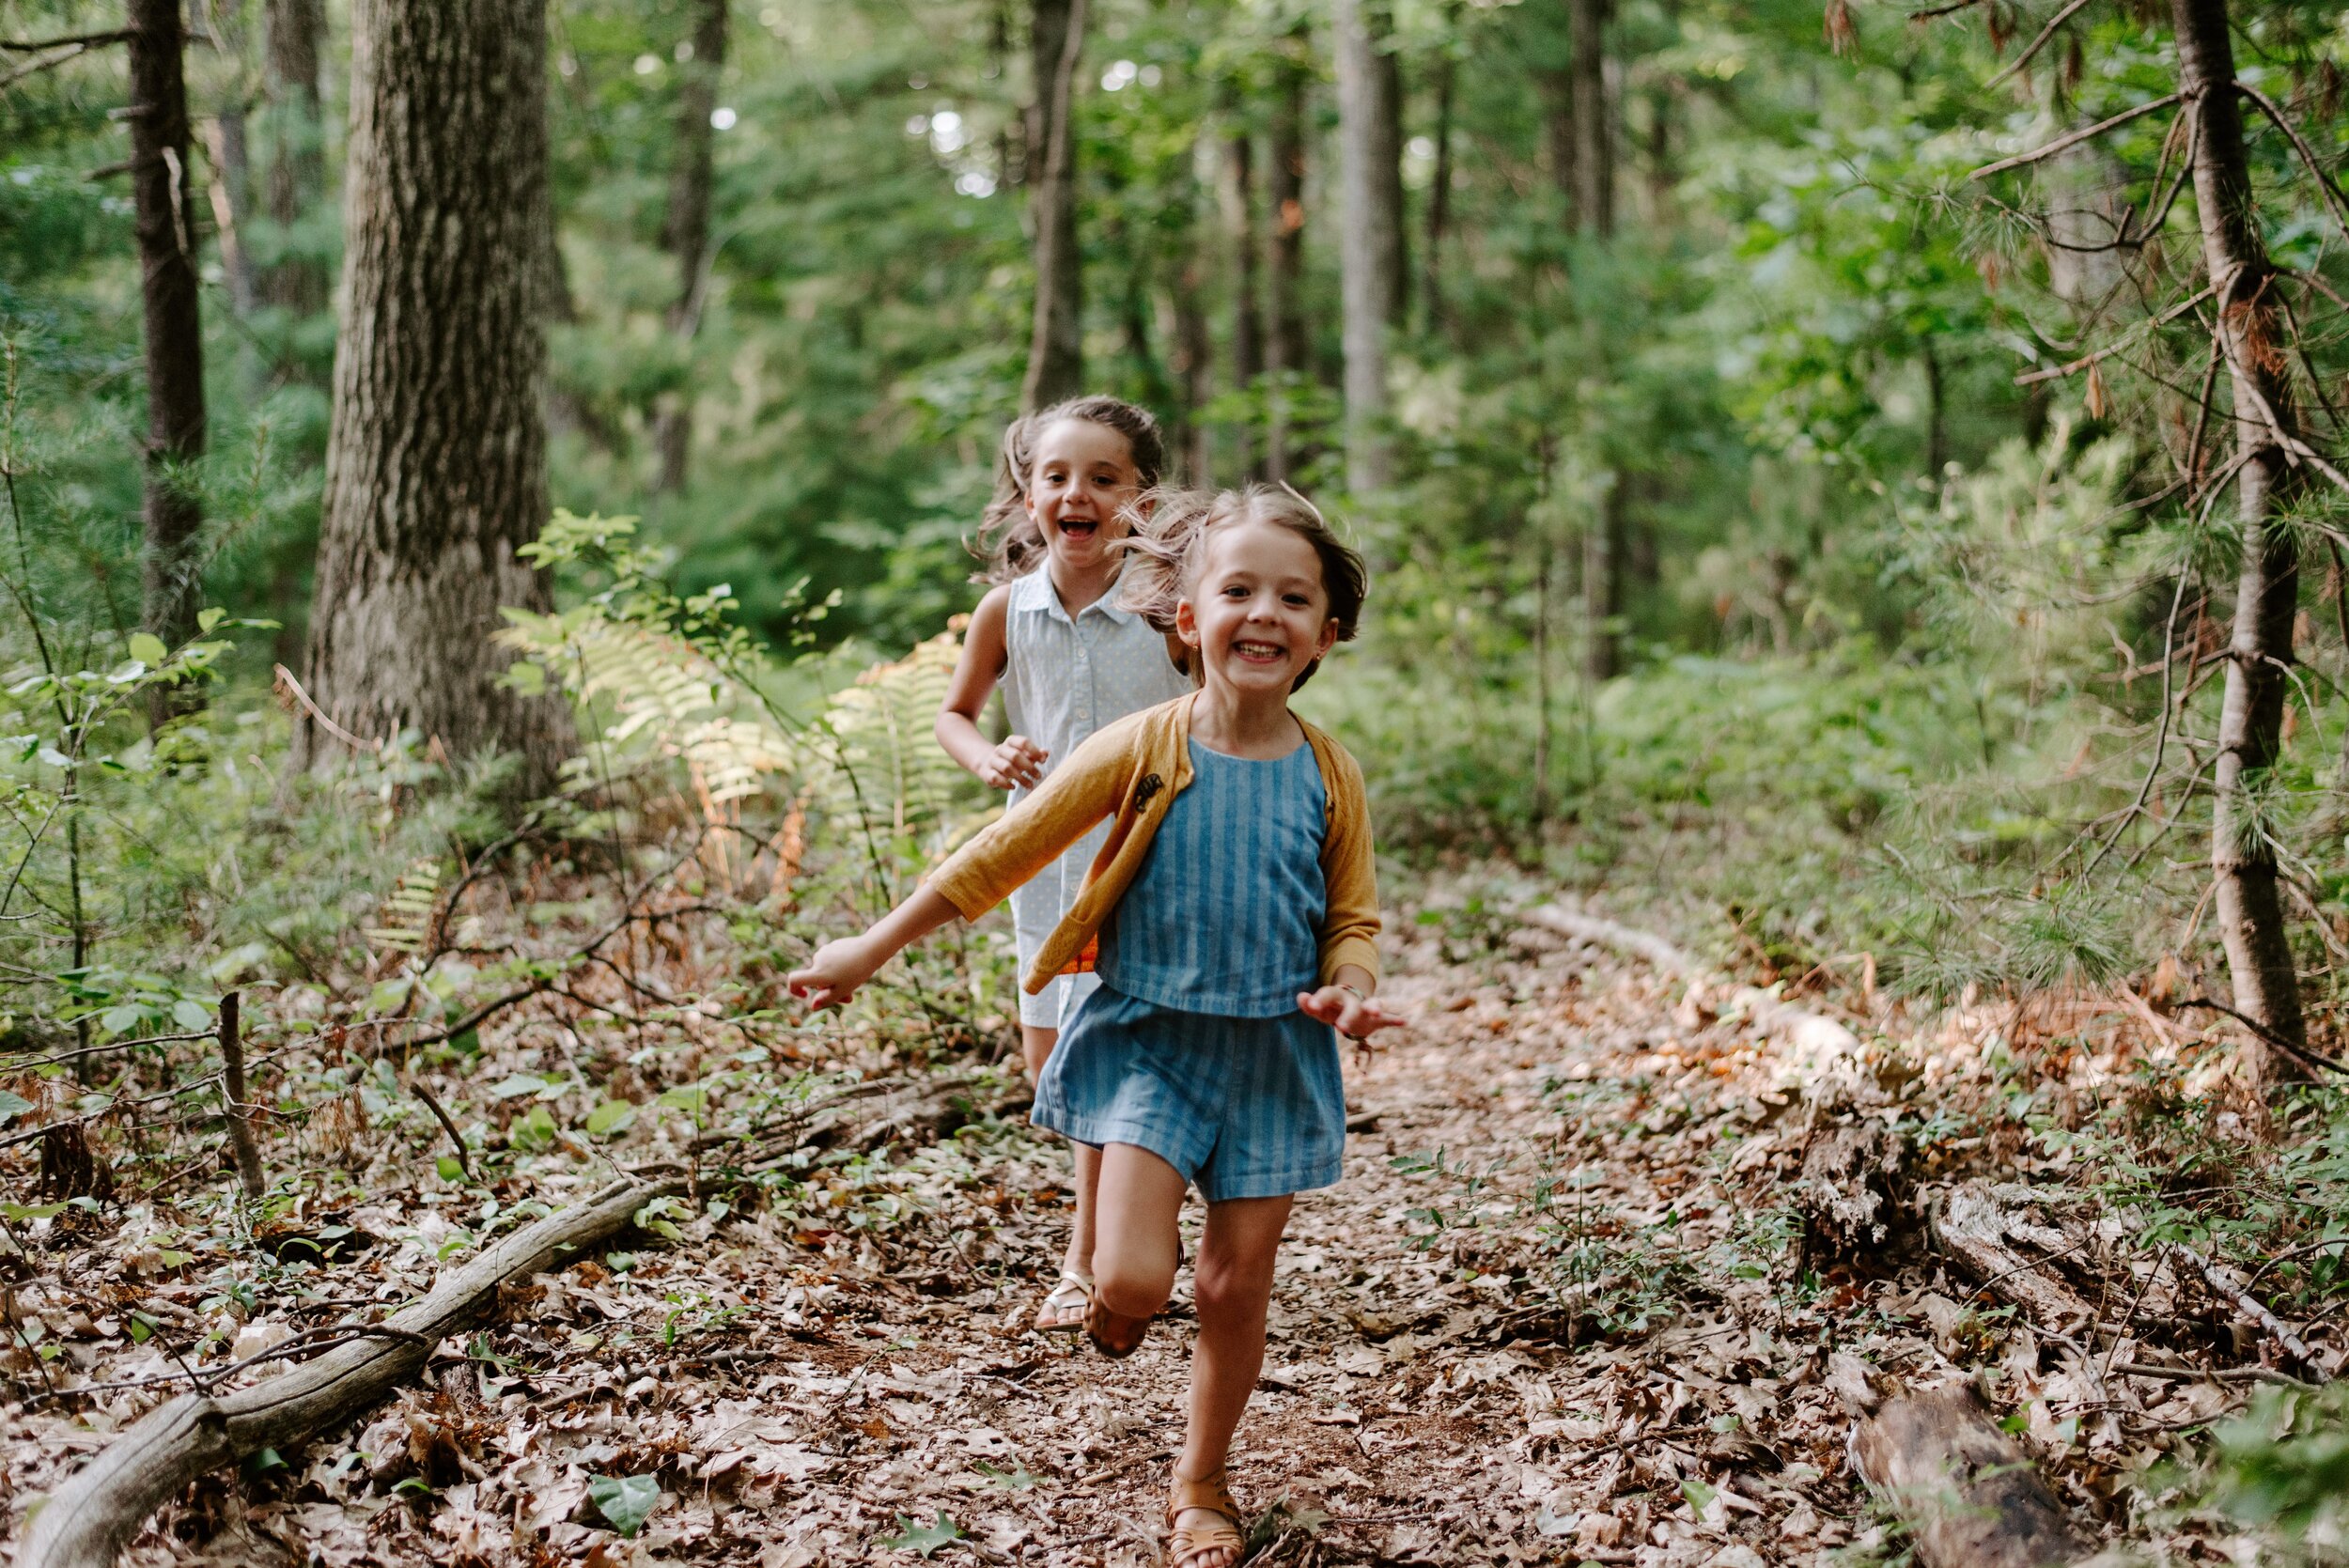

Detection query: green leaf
xmin=0 ymin=1089 xmax=33 ymax=1125
xmin=100 ymin=1005 xmax=142 ymax=1035
xmin=0 ymin=1202 xmax=65 ymax=1221
xmin=874 ymin=1511 xmax=965 ymax=1557
xmin=1681 ymin=1479 xmax=1717 ymax=1516
xmin=170 ymin=999 xmax=211 ymax=1031
xmin=128 ymin=633 xmax=168 ymax=667
xmin=128 ymin=1313 xmax=154 ymax=1343
xmin=588 ymin=1472 xmax=661 ymax=1536
xmin=243 ymin=1446 xmax=287 ymax=1477
xmin=585 ymin=1099 xmax=638 ymax=1137
xmin=656 ymin=1085 xmax=708 ymax=1115
xmin=196 ymin=607 xmax=226 ymax=633
xmin=437 ymin=1155 xmax=468 ymax=1183
xmin=489 ymin=1073 xmax=548 ymax=1099
xmin=509 ymin=1106 xmax=558 ymax=1153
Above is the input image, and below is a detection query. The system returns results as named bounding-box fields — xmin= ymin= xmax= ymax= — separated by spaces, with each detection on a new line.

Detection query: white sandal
xmin=1034 ymin=1269 xmax=1093 ymax=1334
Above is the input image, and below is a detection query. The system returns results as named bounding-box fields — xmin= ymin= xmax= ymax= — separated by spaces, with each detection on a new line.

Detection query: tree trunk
xmin=201 ymin=111 xmax=257 ymax=318
xmin=1334 ymin=0 xmax=1404 ymax=492
xmin=300 ymin=0 xmax=569 ymax=788
xmin=127 ymin=0 xmax=208 ymax=657
xmin=1173 ymin=247 xmax=1213 ymax=483
xmin=1571 ymin=0 xmax=1621 ymax=680
xmin=1850 ymin=1386 xmax=2092 ymax=1568
xmin=1021 ymin=0 xmax=1086 ymax=411
xmin=1569 ymin=0 xmax=1612 ymax=239
xmin=1265 ymin=28 xmax=1311 ymax=483
xmin=1537 ymin=66 xmax=1577 ymax=215
xmin=651 ymin=0 xmax=728 ymax=494
xmin=1221 ymin=120 xmax=1265 ymax=480
xmin=1421 ymin=49 xmax=1455 ymax=337
xmin=259 ymin=0 xmax=328 ymax=324
xmin=2171 ymin=0 xmax=2310 ymax=1087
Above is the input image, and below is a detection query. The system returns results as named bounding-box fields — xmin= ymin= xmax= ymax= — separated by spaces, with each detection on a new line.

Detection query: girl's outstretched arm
xmin=787 ymin=886 xmax=962 ymax=1011
xmin=937 ymin=586 xmax=1048 ymax=789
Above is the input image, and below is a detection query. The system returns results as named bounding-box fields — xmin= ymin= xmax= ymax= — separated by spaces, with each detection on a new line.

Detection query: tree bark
xmin=259 ymin=0 xmax=328 ymax=324
xmin=1569 ymin=0 xmax=1612 ymax=239
xmin=1020 ymin=0 xmax=1086 ymax=411
xmin=651 ymin=0 xmax=729 ymax=494
xmin=1265 ymin=28 xmax=1312 ymax=482
xmin=300 ymin=0 xmax=569 ymax=788
xmin=1221 ymin=118 xmax=1265 ymax=480
xmin=1537 ymin=66 xmax=1578 ymax=215
xmin=201 ymin=111 xmax=257 ymax=318
xmin=1173 ymin=247 xmax=1213 ymax=483
xmin=1334 ymin=0 xmax=1404 ymax=492
xmin=1850 ymin=1386 xmax=2092 ymax=1568
xmin=1570 ymin=0 xmax=1621 ymax=679
xmin=1421 ymin=48 xmax=1455 ymax=337
xmin=2170 ymin=0 xmax=2310 ymax=1087
xmin=127 ymin=0 xmax=208 ymax=657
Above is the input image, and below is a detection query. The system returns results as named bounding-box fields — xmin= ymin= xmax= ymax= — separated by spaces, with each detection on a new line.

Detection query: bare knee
xmin=1093 ymin=1258 xmax=1174 ymax=1318
xmin=1190 ymin=1260 xmax=1270 ymax=1326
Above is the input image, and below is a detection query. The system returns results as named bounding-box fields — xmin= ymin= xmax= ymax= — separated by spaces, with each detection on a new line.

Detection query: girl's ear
xmin=1315 ymin=616 xmax=1341 ymax=659
xmin=1174 ymin=597 xmax=1203 ymax=647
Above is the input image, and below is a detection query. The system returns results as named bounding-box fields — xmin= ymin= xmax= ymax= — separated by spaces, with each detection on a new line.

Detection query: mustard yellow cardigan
xmin=928 ymin=694 xmax=1381 ymax=998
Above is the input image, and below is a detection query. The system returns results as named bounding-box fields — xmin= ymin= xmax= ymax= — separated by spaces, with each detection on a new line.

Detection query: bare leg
xmin=1178 ymin=1196 xmax=1292 ymax=1493
xmin=1090 ymin=1141 xmax=1189 ymax=1319
xmin=1024 ymin=1024 xmax=1102 ymax=1328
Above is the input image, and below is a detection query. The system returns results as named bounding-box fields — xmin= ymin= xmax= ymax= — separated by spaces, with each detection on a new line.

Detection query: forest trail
xmin=104 ymin=909 xmax=1910 ymax=1568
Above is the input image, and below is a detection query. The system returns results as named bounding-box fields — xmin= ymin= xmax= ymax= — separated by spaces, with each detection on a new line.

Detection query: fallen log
xmin=1849 ymin=1383 xmax=2093 ymax=1568
xmin=1522 ymin=905 xmax=1864 ymax=1073
xmin=18 ymin=1174 xmax=681 ymax=1568
xmin=1928 ymin=1182 xmax=2098 ymax=1333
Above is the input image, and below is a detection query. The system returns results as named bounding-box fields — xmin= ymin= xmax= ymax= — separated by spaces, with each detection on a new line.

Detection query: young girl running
xmin=934 ymin=396 xmax=1192 ymax=1334
xmin=795 ymin=485 xmax=1405 ymax=1568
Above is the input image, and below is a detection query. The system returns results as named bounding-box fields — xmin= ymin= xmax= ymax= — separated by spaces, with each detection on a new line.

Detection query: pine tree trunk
xmin=202 ymin=111 xmax=257 ymax=318
xmin=260 ymin=0 xmax=328 ymax=325
xmin=1221 ymin=122 xmax=1265 ymax=480
xmin=1421 ymin=49 xmax=1455 ymax=337
xmin=1334 ymin=0 xmax=1403 ymax=493
xmin=1571 ymin=0 xmax=1621 ymax=680
xmin=1569 ymin=0 xmax=1611 ymax=238
xmin=1265 ymin=30 xmax=1311 ymax=483
xmin=651 ymin=0 xmax=728 ymax=494
xmin=1537 ymin=66 xmax=1578 ymax=214
xmin=1174 ymin=246 xmax=1213 ymax=483
xmin=1021 ymin=0 xmax=1085 ymax=411
xmin=127 ymin=0 xmax=208 ymax=656
xmin=2170 ymin=0 xmax=2310 ymax=1086
xmin=300 ymin=0 xmax=569 ymax=789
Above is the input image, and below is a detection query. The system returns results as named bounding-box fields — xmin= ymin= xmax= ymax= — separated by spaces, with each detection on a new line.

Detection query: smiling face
xmin=1025 ymin=417 xmax=1143 ymax=574
xmin=1175 ymin=518 xmax=1340 ymax=697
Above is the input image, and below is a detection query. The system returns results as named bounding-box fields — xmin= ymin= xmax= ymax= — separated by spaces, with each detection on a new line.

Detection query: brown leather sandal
xmin=1082 ymin=1294 xmax=1151 ymax=1358
xmin=1166 ymin=1468 xmax=1247 ymax=1568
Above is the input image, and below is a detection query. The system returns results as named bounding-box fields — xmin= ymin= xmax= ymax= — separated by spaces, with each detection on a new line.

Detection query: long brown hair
xmin=1116 ymin=483 xmax=1368 ymax=691
xmin=969 ymin=396 xmax=1168 ymax=583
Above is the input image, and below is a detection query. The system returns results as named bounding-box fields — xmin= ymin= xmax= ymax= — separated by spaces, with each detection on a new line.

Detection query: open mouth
xmin=1233 ymin=640 xmax=1287 ymax=663
xmin=1058 ymin=519 xmax=1099 ymax=539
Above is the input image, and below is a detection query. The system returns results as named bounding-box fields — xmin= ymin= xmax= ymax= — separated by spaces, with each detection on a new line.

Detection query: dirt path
xmin=15 ymin=911 xmax=1915 ymax=1568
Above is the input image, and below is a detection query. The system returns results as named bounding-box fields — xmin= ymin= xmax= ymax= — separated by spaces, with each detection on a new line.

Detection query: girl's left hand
xmin=1298 ymin=986 xmax=1407 ymax=1049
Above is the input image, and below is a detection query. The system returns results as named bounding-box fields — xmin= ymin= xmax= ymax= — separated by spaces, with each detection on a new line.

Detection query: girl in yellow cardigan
xmin=790 ymin=485 xmax=1405 ymax=1568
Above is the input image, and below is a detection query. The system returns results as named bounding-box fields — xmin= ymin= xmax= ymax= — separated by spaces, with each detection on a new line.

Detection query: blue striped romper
xmin=1031 ymin=735 xmax=1346 ymax=1203
xmin=1000 ymin=568 xmax=1192 ymax=1029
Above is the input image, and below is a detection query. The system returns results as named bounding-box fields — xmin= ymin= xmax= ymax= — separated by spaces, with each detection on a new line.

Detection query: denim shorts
xmin=1033 ymin=985 xmax=1346 ymax=1203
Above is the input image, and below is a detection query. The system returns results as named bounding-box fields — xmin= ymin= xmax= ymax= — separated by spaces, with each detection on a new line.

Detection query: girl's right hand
xmin=787 ymin=937 xmax=885 ymax=1011
xmin=976 ymin=735 xmax=1049 ymax=790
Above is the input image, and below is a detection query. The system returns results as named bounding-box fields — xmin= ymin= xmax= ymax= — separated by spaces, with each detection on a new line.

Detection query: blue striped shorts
xmin=1034 ymin=985 xmax=1346 ymax=1203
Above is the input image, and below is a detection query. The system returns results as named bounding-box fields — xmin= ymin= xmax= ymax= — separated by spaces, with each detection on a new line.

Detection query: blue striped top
xmin=1096 ymin=737 xmax=1328 ymax=1017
